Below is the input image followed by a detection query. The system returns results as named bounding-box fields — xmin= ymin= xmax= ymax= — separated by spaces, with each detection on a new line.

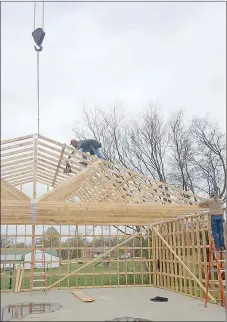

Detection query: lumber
xmin=71 ymin=290 xmax=95 ymax=302
xmin=1 ymin=179 xmax=31 ymax=201
xmin=1 ymin=200 xmax=207 ymax=225
xmin=38 ymin=161 xmax=102 ymax=202
xmin=1 ymin=140 xmax=33 ymax=151
xmin=1 ymin=134 xmax=33 ymax=145
xmin=15 ymin=265 xmax=24 ymax=293
xmin=152 ymin=226 xmax=216 ymax=302
xmin=14 ymin=265 xmax=21 ymax=292
xmin=46 ymin=226 xmax=148 ymax=289
xmin=52 ymin=144 xmax=66 ymax=186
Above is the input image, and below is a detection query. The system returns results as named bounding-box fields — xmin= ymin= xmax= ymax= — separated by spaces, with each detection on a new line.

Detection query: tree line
xmin=73 ymin=104 xmax=226 ymax=199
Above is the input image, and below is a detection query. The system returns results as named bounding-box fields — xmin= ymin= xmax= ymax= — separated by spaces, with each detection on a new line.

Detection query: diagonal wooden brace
xmin=152 ymin=226 xmax=216 ymax=302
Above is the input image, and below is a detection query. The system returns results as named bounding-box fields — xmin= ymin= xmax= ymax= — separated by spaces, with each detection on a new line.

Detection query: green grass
xmin=0 ymin=259 xmax=150 ymax=291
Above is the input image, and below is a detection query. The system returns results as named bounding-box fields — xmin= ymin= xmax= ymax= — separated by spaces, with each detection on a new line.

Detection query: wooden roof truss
xmin=1 ymin=134 xmax=207 ymax=225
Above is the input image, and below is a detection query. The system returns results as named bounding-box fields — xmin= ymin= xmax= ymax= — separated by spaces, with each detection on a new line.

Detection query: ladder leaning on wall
xmin=30 ymin=242 xmax=47 ymax=292
xmin=205 ymin=233 xmax=226 ymax=309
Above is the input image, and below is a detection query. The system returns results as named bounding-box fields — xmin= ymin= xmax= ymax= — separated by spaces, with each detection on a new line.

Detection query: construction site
xmin=1 ymin=1 xmax=226 ymax=321
xmin=1 ymin=134 xmax=226 ymax=321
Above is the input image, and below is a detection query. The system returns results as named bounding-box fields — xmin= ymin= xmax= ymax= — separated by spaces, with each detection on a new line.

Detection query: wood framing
xmin=1 ymin=179 xmax=30 ymax=201
xmin=1 ymin=134 xmax=218 ymax=305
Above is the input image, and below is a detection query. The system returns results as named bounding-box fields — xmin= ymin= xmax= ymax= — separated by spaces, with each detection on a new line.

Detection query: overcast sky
xmin=1 ymin=1 xmax=226 ymax=145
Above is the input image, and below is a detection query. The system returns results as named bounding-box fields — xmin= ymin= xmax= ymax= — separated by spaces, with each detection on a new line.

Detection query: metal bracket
xmin=31 ymin=199 xmax=38 ymax=223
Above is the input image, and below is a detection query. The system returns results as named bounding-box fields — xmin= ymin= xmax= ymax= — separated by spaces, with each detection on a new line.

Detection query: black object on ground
xmin=150 ymin=296 xmax=168 ymax=302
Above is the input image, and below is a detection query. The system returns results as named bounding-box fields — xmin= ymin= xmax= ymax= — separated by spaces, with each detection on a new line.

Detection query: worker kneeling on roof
xmin=71 ymin=139 xmax=105 ymax=160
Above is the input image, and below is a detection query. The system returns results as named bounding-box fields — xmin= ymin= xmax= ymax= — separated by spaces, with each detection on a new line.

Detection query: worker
xmin=64 ymin=139 xmax=104 ymax=172
xmin=199 ymin=191 xmax=226 ymax=252
xmin=71 ymin=139 xmax=104 ymax=159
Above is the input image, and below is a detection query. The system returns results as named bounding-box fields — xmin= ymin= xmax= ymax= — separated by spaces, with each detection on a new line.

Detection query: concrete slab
xmin=1 ymin=287 xmax=226 ymax=321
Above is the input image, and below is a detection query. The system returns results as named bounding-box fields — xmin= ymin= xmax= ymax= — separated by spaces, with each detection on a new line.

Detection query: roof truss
xmin=1 ymin=134 xmax=207 ymax=225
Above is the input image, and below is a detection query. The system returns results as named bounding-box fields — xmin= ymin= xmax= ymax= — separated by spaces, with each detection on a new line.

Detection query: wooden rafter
xmin=52 ymin=144 xmax=66 ymax=186
xmin=38 ymin=161 xmax=102 ymax=202
xmin=1 ymin=179 xmax=30 ymax=201
xmin=1 ymin=134 xmax=207 ymax=227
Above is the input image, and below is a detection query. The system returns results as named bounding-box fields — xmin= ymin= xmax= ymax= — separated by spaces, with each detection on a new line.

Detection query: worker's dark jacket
xmin=77 ymin=139 xmax=101 ymax=153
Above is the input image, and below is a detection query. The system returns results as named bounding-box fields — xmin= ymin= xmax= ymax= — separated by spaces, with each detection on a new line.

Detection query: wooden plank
xmin=38 ymin=147 xmax=60 ymax=160
xmin=1 ymin=147 xmax=33 ymax=158
xmin=8 ymin=177 xmax=33 ymax=187
xmin=1 ymin=179 xmax=31 ymax=201
xmin=16 ymin=265 xmax=24 ymax=293
xmin=2 ymin=170 xmax=33 ymax=181
xmin=1 ymin=134 xmax=33 ymax=145
xmin=1 ymin=157 xmax=33 ymax=168
xmin=1 ymin=141 xmax=33 ymax=151
xmin=52 ymin=144 xmax=66 ymax=186
xmin=1 ymin=167 xmax=33 ymax=178
xmin=1 ymin=162 xmax=33 ymax=174
xmin=1 ymin=153 xmax=33 ymax=165
xmin=71 ymin=290 xmax=95 ymax=302
xmin=46 ymin=226 xmax=148 ymax=290
xmin=38 ymin=161 xmax=102 ymax=202
xmin=37 ymin=140 xmax=62 ymax=153
xmin=38 ymin=134 xmax=66 ymax=148
xmin=152 ymin=226 xmax=216 ymax=302
xmin=14 ymin=264 xmax=21 ymax=292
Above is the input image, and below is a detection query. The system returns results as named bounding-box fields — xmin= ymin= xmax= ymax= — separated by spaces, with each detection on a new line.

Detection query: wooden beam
xmin=1 ymin=200 xmax=207 ymax=225
xmin=1 ymin=154 xmax=33 ymax=166
xmin=38 ymin=161 xmax=102 ymax=201
xmin=1 ymin=134 xmax=33 ymax=145
xmin=2 ymin=169 xmax=33 ymax=181
xmin=32 ymin=135 xmax=38 ymax=199
xmin=1 ymin=141 xmax=33 ymax=151
xmin=152 ymin=226 xmax=216 ymax=302
xmin=8 ymin=177 xmax=33 ymax=187
xmin=71 ymin=290 xmax=94 ymax=302
xmin=46 ymin=226 xmax=148 ymax=290
xmin=38 ymin=134 xmax=66 ymax=148
xmin=1 ymin=161 xmax=33 ymax=172
xmin=1 ymin=166 xmax=33 ymax=178
xmin=52 ymin=144 xmax=66 ymax=186
xmin=1 ymin=147 xmax=33 ymax=158
xmin=1 ymin=179 xmax=31 ymax=201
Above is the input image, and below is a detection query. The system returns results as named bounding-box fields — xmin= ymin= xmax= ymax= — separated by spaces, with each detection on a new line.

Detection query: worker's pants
xmin=81 ymin=148 xmax=105 ymax=160
xmin=90 ymin=147 xmax=105 ymax=159
xmin=211 ymin=215 xmax=225 ymax=250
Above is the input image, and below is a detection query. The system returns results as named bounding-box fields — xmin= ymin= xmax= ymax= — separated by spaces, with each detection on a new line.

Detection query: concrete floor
xmin=1 ymin=287 xmax=226 ymax=321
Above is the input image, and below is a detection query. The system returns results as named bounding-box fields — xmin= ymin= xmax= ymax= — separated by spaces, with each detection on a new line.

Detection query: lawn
xmin=0 ymin=259 xmax=151 ymax=291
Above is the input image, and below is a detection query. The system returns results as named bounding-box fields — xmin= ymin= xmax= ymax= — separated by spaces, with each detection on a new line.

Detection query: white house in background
xmin=0 ymin=248 xmax=60 ymax=270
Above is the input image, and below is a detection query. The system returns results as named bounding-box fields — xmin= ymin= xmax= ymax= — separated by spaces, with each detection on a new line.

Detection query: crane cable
xmin=33 ymin=2 xmax=45 ymax=136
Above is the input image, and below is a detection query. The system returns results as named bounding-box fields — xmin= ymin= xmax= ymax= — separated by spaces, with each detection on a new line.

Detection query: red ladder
xmin=31 ymin=243 xmax=47 ymax=292
xmin=205 ymin=234 xmax=226 ymax=308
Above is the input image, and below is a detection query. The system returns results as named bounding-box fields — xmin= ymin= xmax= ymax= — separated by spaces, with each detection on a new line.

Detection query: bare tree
xmin=0 ymin=237 xmax=13 ymax=248
xmin=128 ymin=105 xmax=168 ymax=182
xmin=190 ymin=117 xmax=226 ymax=198
xmin=73 ymin=104 xmax=130 ymax=167
xmin=168 ymin=110 xmax=196 ymax=194
xmin=72 ymin=105 xmax=226 ymax=199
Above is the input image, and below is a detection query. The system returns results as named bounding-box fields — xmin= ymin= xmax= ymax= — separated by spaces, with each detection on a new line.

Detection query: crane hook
xmin=32 ymin=28 xmax=45 ymax=52
xmin=34 ymin=45 xmax=43 ymax=52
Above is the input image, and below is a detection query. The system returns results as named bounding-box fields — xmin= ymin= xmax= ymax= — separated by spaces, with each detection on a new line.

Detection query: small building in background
xmin=0 ymin=248 xmax=60 ymax=270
